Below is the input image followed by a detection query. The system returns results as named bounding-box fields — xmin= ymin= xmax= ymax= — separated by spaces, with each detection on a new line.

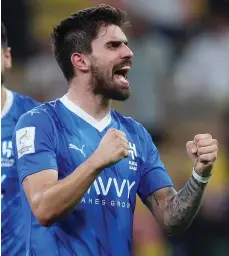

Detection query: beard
xmin=90 ymin=61 xmax=130 ymax=101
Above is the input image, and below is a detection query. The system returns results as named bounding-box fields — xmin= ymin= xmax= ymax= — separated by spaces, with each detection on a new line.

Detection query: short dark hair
xmin=52 ymin=4 xmax=130 ymax=81
xmin=1 ymin=22 xmax=8 ymax=49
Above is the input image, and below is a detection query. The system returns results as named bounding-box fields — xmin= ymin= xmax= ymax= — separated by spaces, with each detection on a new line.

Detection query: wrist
xmin=192 ymin=168 xmax=212 ymax=184
xmin=89 ymin=150 xmax=106 ymax=173
xmin=194 ymin=164 xmax=213 ymax=177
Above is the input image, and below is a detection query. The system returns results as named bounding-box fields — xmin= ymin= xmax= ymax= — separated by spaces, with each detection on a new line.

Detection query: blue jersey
xmin=13 ymin=95 xmax=173 ymax=256
xmin=1 ymin=89 xmax=39 ymax=256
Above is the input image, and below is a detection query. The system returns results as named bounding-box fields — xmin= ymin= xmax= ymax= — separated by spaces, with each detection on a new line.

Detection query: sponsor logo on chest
xmin=81 ymin=176 xmax=136 ymax=209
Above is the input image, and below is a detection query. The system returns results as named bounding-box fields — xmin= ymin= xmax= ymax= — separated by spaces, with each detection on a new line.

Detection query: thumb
xmin=186 ymin=141 xmax=197 ymax=155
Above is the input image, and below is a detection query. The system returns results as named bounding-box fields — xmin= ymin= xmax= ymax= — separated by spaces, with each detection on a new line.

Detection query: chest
xmin=59 ymin=127 xmax=142 ymax=170
xmin=55 ymin=126 xmax=145 ymax=199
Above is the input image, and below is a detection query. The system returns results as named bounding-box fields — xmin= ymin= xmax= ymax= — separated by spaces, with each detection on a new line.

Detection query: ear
xmin=4 ymin=47 xmax=12 ymax=69
xmin=71 ymin=53 xmax=90 ymax=72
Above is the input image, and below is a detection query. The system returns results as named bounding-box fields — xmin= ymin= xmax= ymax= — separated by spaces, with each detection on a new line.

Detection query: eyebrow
xmin=105 ymin=40 xmax=128 ymax=47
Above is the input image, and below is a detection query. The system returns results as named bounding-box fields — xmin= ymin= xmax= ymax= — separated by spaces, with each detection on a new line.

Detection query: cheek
xmin=100 ymin=62 xmax=113 ymax=77
xmin=91 ymin=56 xmax=114 ymax=78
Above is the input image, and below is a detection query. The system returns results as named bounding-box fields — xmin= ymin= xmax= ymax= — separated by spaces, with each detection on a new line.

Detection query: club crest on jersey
xmin=128 ymin=142 xmax=137 ymax=171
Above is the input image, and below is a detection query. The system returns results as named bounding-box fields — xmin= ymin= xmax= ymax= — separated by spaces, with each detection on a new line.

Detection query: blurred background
xmin=2 ymin=0 xmax=229 ymax=255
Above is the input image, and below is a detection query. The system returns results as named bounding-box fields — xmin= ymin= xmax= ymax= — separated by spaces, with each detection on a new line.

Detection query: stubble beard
xmin=90 ymin=63 xmax=130 ymax=101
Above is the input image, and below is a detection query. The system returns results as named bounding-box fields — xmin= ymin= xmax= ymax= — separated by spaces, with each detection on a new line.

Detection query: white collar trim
xmin=1 ymin=89 xmax=14 ymax=118
xmin=60 ymin=95 xmax=112 ymax=132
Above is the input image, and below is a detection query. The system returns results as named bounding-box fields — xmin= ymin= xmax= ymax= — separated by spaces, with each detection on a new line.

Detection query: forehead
xmin=94 ymin=24 xmax=127 ymax=44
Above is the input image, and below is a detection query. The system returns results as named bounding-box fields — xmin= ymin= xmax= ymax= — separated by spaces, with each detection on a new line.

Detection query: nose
xmin=121 ymin=44 xmax=134 ymax=59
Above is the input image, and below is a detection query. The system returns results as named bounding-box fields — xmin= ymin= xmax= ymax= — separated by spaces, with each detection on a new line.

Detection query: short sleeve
xmin=12 ymin=109 xmax=58 ymax=183
xmin=137 ymin=131 xmax=173 ymax=203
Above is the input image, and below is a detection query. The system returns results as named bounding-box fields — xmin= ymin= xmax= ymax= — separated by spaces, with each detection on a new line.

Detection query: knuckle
xmin=111 ymin=131 xmax=119 ymax=139
xmin=195 ymin=133 xmax=212 ymax=142
xmin=122 ymin=132 xmax=127 ymax=137
xmin=197 ymin=148 xmax=203 ymax=155
xmin=207 ymin=155 xmax=212 ymax=162
xmin=212 ymin=153 xmax=217 ymax=161
xmin=124 ymin=150 xmax=130 ymax=157
xmin=213 ymin=144 xmax=218 ymax=152
xmin=209 ymin=145 xmax=217 ymax=153
xmin=206 ymin=133 xmax=212 ymax=139
xmin=208 ymin=153 xmax=214 ymax=162
xmin=194 ymin=134 xmax=200 ymax=142
xmin=187 ymin=141 xmax=195 ymax=151
xmin=208 ymin=153 xmax=215 ymax=162
xmin=114 ymin=132 xmax=119 ymax=138
xmin=199 ymin=154 xmax=206 ymax=161
xmin=202 ymin=133 xmax=212 ymax=139
xmin=197 ymin=140 xmax=202 ymax=148
xmin=108 ymin=128 xmax=115 ymax=133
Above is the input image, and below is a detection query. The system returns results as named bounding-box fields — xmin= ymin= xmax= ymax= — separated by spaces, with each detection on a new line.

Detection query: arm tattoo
xmin=165 ymin=176 xmax=206 ymax=235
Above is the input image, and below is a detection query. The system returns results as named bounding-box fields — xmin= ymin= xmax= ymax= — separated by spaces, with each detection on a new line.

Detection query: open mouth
xmin=113 ymin=67 xmax=129 ymax=79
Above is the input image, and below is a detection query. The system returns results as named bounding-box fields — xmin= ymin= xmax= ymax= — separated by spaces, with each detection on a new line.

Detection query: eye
xmin=108 ymin=42 xmax=122 ymax=49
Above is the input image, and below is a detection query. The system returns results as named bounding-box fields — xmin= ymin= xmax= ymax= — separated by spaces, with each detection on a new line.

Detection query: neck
xmin=1 ymin=86 xmax=7 ymax=111
xmin=67 ymin=77 xmax=111 ymax=121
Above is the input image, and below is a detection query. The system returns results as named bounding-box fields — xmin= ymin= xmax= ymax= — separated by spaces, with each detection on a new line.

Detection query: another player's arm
xmin=145 ymin=134 xmax=218 ymax=236
xmin=23 ymin=128 xmax=129 ymax=227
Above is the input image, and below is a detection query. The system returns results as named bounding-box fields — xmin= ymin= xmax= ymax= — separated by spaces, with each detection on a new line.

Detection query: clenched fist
xmin=186 ymin=134 xmax=218 ymax=176
xmin=94 ymin=128 xmax=130 ymax=169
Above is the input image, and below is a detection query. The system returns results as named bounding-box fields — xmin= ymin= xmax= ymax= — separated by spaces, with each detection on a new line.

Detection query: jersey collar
xmin=1 ymin=89 xmax=14 ymax=119
xmin=60 ymin=95 xmax=112 ymax=132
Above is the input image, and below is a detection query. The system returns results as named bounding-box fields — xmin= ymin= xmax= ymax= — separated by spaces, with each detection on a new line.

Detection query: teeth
xmin=120 ymin=66 xmax=130 ymax=70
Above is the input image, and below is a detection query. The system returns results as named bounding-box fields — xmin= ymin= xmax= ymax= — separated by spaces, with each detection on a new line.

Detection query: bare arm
xmin=145 ymin=176 xmax=206 ymax=236
xmin=145 ymin=134 xmax=218 ymax=235
xmin=23 ymin=129 xmax=129 ymax=227
xmin=24 ymin=153 xmax=103 ymax=227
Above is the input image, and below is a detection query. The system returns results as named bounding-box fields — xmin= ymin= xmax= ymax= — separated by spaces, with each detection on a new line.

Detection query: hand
xmin=186 ymin=134 xmax=218 ymax=176
xmin=94 ymin=128 xmax=130 ymax=169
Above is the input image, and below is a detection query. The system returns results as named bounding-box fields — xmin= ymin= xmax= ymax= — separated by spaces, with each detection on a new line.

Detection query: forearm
xmin=34 ymin=153 xmax=102 ymax=226
xmin=164 ymin=176 xmax=206 ymax=235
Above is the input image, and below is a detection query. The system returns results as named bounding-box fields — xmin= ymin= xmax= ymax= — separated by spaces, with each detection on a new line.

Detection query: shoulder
xmin=12 ymin=91 xmax=40 ymax=112
xmin=112 ymin=110 xmax=150 ymax=140
xmin=15 ymin=101 xmax=56 ymax=131
xmin=13 ymin=102 xmax=58 ymax=156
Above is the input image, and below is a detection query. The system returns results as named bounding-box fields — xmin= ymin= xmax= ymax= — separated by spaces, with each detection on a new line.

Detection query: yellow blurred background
xmin=2 ymin=0 xmax=229 ymax=255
